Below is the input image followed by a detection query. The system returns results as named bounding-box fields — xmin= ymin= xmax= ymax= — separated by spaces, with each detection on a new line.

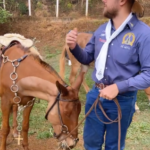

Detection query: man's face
xmin=102 ymin=0 xmax=119 ymax=19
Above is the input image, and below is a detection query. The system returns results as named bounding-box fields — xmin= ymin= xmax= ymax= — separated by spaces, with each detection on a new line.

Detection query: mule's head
xmin=46 ymin=81 xmax=81 ymax=149
xmin=46 ymin=65 xmax=88 ymax=149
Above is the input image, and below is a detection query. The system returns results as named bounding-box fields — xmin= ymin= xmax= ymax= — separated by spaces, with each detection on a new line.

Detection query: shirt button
xmin=105 ymin=67 xmax=107 ymax=69
xmin=111 ymin=43 xmax=113 ymax=46
xmin=105 ymin=79 xmax=107 ymax=81
xmin=108 ymin=55 xmax=110 ymax=57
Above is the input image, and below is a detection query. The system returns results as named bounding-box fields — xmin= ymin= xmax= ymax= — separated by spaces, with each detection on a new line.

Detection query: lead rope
xmin=59 ymin=96 xmax=122 ymax=150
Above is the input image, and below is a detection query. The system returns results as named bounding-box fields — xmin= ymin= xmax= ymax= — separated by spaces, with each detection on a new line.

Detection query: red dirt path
xmin=0 ymin=129 xmax=84 ymax=150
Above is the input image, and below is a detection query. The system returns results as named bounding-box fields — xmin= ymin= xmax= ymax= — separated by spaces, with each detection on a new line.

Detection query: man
xmin=66 ymin=0 xmax=150 ymax=150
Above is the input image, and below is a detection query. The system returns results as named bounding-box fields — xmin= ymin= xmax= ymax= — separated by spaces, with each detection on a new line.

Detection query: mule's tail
xmin=59 ymin=45 xmax=67 ymax=79
xmin=132 ymin=1 xmax=144 ymax=18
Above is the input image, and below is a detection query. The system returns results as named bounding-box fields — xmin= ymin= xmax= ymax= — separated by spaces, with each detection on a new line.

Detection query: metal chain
xmin=2 ymin=54 xmax=35 ymax=144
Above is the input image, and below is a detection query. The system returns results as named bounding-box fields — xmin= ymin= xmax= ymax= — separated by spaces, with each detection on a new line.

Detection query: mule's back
xmin=59 ymin=33 xmax=92 ymax=79
xmin=77 ymin=33 xmax=93 ymax=48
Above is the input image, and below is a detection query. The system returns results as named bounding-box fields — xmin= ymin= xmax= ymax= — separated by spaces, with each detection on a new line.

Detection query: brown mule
xmin=0 ymin=42 xmax=86 ymax=150
xmin=59 ymin=32 xmax=93 ymax=93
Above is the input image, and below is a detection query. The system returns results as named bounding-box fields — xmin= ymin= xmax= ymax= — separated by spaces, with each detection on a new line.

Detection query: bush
xmin=36 ymin=1 xmax=42 ymax=9
xmin=18 ymin=2 xmax=28 ymax=15
xmin=0 ymin=7 xmax=12 ymax=23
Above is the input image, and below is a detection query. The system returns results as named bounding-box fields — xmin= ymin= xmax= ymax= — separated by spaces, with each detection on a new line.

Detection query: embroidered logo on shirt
xmin=99 ymin=38 xmax=106 ymax=43
xmin=122 ymin=33 xmax=135 ymax=46
xmin=100 ymin=33 xmax=105 ymax=37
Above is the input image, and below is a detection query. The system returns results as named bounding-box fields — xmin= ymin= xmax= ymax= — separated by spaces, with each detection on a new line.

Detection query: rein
xmin=59 ymin=96 xmax=122 ymax=150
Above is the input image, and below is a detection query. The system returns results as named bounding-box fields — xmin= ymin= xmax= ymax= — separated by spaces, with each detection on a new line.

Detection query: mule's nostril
xmin=76 ymin=138 xmax=79 ymax=142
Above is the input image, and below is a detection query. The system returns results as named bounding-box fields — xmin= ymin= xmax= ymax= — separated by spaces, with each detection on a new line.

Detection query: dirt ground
xmin=0 ymin=129 xmax=84 ymax=150
xmin=0 ymin=17 xmax=106 ymax=53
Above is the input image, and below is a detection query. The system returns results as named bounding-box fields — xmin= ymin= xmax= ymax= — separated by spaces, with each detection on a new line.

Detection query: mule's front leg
xmin=22 ymin=105 xmax=33 ymax=150
xmin=12 ymin=105 xmax=18 ymax=138
xmin=0 ymin=98 xmax=11 ymax=150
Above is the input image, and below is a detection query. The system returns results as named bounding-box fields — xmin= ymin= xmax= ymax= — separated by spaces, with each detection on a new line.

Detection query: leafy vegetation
xmin=18 ymin=2 xmax=28 ymax=15
xmin=0 ymin=0 xmax=150 ymax=18
xmin=0 ymin=6 xmax=12 ymax=23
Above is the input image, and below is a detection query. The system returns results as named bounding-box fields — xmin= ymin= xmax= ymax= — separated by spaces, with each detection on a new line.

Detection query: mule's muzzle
xmin=59 ymin=137 xmax=79 ymax=150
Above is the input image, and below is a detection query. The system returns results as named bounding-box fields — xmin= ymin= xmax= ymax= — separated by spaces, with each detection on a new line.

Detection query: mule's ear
xmin=72 ymin=65 xmax=89 ymax=91
xmin=56 ymin=81 xmax=68 ymax=96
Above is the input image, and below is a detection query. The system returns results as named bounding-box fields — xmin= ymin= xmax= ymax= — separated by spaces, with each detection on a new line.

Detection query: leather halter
xmin=45 ymin=92 xmax=79 ymax=144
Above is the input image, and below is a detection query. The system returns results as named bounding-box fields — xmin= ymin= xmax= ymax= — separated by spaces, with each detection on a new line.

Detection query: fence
xmin=1 ymin=0 xmax=150 ymax=19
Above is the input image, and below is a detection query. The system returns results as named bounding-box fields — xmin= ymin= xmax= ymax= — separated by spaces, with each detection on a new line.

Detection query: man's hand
xmin=66 ymin=28 xmax=78 ymax=50
xmin=99 ymin=84 xmax=119 ymax=100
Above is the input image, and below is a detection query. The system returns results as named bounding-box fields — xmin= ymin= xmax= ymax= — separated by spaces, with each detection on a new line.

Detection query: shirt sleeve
xmin=70 ymin=34 xmax=95 ymax=65
xmin=116 ymin=35 xmax=150 ymax=93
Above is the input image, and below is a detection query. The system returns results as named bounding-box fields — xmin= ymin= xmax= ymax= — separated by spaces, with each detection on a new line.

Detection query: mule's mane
xmin=0 ymin=43 xmax=66 ymax=85
xmin=31 ymin=53 xmax=66 ymax=84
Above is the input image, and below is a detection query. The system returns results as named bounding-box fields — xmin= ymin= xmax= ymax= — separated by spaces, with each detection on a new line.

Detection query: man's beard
xmin=103 ymin=8 xmax=118 ymax=19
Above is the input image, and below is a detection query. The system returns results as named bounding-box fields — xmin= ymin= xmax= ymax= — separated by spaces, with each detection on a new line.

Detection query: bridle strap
xmin=45 ymin=93 xmax=60 ymax=120
xmin=45 ymin=90 xmax=79 ymax=120
xmin=45 ymin=90 xmax=80 ymax=141
xmin=57 ymin=96 xmax=64 ymax=126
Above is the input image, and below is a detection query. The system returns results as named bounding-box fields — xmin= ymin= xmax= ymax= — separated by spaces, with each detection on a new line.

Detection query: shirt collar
xmin=110 ymin=13 xmax=139 ymax=31
xmin=127 ymin=13 xmax=139 ymax=30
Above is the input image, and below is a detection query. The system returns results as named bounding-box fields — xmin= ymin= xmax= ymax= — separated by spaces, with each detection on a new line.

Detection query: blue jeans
xmin=83 ymin=85 xmax=137 ymax=150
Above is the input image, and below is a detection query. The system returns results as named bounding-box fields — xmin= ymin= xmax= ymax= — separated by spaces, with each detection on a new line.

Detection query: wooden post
xmin=56 ymin=0 xmax=59 ymax=18
xmin=28 ymin=0 xmax=31 ymax=16
xmin=3 ymin=0 xmax=5 ymax=9
xmin=85 ymin=0 xmax=88 ymax=17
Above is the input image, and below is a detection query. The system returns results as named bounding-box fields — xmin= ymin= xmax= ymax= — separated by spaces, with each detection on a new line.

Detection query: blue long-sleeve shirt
xmin=70 ymin=14 xmax=150 ymax=93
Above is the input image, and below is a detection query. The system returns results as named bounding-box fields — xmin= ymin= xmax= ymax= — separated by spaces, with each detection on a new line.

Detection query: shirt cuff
xmin=69 ymin=44 xmax=80 ymax=55
xmin=116 ymin=80 xmax=129 ymax=93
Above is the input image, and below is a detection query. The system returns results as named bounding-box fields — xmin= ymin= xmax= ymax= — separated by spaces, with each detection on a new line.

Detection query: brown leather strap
xmin=95 ymin=83 xmax=108 ymax=89
xmin=95 ymin=97 xmax=122 ymax=150
xmin=59 ymin=96 xmax=122 ymax=150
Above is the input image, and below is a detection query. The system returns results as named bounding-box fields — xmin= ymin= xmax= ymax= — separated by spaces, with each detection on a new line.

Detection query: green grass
xmin=0 ymin=45 xmax=150 ymax=150
xmin=43 ymin=46 xmax=150 ymax=150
